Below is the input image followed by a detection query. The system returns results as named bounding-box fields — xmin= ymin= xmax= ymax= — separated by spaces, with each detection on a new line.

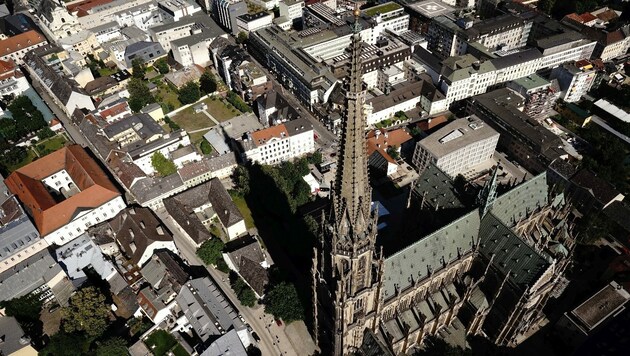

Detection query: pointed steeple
xmin=478 ymin=165 xmax=500 ymax=217
xmin=333 ymin=5 xmax=371 ymax=238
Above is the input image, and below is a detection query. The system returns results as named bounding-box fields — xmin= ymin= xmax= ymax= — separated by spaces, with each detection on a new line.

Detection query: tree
xmin=40 ymin=332 xmax=88 ymax=356
xmin=1 ymin=96 xmax=47 ymax=141
xmin=178 ymin=81 xmax=201 ymax=104
xmin=216 ymin=258 xmax=230 ymax=273
xmin=131 ymin=58 xmax=146 ymax=79
xmin=227 ymin=91 xmax=252 ymax=112
xmin=154 ymin=58 xmax=169 ymax=75
xmin=232 ymin=165 xmax=250 ymax=196
xmin=230 ymin=273 xmax=257 ymax=307
xmin=95 ymin=337 xmax=129 ymax=356
xmin=37 ymin=127 xmax=55 ymax=140
xmin=196 ymin=238 xmax=225 ymax=265
xmin=200 ymin=71 xmax=217 ymax=95
xmin=0 ymin=292 xmax=44 ymax=344
xmin=307 ymin=151 xmax=323 ymax=165
xmin=127 ymin=77 xmax=155 ymax=112
xmin=537 ymin=0 xmax=556 ymax=14
xmin=62 ymin=287 xmax=110 ymax=337
xmin=263 ymin=281 xmax=304 ymax=323
xmin=387 ymin=145 xmax=400 ymax=160
xmin=237 ymin=31 xmax=249 ymax=44
xmin=151 ymin=151 xmax=177 ymax=176
xmin=200 ymin=139 xmax=213 ymax=154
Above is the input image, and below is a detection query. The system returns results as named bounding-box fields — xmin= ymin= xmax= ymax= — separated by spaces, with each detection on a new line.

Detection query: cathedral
xmin=311 ymin=8 xmax=575 ymax=356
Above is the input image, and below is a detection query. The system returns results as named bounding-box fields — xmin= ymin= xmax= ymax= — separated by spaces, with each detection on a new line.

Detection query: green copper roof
xmin=383 ymin=210 xmax=480 ymax=300
xmin=490 ymin=173 xmax=548 ymax=227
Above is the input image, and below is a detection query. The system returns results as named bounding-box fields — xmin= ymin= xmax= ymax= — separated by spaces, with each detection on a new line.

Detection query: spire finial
xmin=351 ymin=2 xmax=362 ymax=34
xmin=478 ymin=165 xmax=500 ymax=217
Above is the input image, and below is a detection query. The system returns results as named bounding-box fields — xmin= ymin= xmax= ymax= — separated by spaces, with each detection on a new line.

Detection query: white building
xmin=250 ymin=0 xmax=280 ymax=10
xmin=236 ymin=12 xmax=273 ymax=33
xmin=550 ymin=60 xmax=598 ymax=103
xmin=243 ymin=118 xmax=315 ymax=165
xmin=76 ymin=0 xmax=155 ymax=29
xmin=112 ymin=2 xmax=161 ymax=32
xmin=412 ymin=116 xmax=499 ymax=177
xmin=279 ymin=0 xmax=304 ymax=23
xmin=363 ymin=2 xmax=409 ymax=35
xmin=4 ymin=145 xmax=126 ymax=246
xmin=158 ymin=0 xmax=201 ymax=22
xmin=150 ymin=14 xmax=225 ymax=53
xmin=0 ymin=30 xmax=48 ymax=65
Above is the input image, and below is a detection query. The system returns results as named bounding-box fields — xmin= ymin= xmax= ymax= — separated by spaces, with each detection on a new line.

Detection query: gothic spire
xmin=478 ymin=165 xmax=500 ymax=217
xmin=333 ymin=4 xmax=371 ymax=236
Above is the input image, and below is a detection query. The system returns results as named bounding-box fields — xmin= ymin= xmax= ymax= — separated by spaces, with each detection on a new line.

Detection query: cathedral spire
xmin=478 ymin=165 xmax=500 ymax=217
xmin=333 ymin=3 xmax=371 ymax=236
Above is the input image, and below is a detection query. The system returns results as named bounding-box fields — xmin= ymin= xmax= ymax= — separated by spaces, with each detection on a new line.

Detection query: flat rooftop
xmin=407 ymin=0 xmax=456 ymax=19
xmin=418 ymin=116 xmax=499 ymax=158
xmin=572 ymin=282 xmax=630 ymax=331
xmin=511 ymin=73 xmax=550 ymax=91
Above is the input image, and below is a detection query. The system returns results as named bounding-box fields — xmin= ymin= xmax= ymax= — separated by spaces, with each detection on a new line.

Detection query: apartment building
xmin=74 ymin=0 xmax=154 ymax=29
xmin=236 ymin=12 xmax=273 ymax=33
xmin=468 ymin=88 xmax=567 ymax=174
xmin=4 ymin=145 xmax=126 ymax=246
xmin=242 ymin=118 xmax=315 ymax=165
xmin=466 ymin=13 xmax=526 ymax=51
xmin=57 ymin=30 xmax=100 ymax=57
xmin=412 ymin=116 xmax=499 ymax=177
xmin=507 ymin=74 xmax=560 ymax=121
xmin=363 ymin=2 xmax=410 ymax=35
xmin=0 ymin=30 xmax=47 ymax=64
xmin=214 ymin=0 xmax=247 ymax=35
xmin=158 ymin=0 xmax=202 ymax=22
xmin=150 ymin=14 xmax=224 ymax=53
xmin=427 ymin=15 xmax=468 ymax=59
xmin=171 ymin=25 xmax=226 ymax=67
xmin=279 ymin=0 xmax=304 ymax=28
xmin=534 ymin=31 xmax=596 ymax=69
xmin=550 ymin=60 xmax=597 ymax=103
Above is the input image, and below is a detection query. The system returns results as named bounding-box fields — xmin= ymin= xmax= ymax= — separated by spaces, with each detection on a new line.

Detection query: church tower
xmin=312 ymin=6 xmax=383 ymax=355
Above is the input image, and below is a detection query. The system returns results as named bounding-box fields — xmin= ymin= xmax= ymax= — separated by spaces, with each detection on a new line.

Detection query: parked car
xmin=252 ymin=332 xmax=261 ymax=342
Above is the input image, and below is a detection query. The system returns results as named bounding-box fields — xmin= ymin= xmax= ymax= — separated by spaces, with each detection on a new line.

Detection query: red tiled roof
xmin=0 ymin=30 xmax=46 ymax=57
xmin=98 ymin=102 xmax=130 ymax=120
xmin=596 ymin=9 xmax=619 ymax=22
xmin=67 ymin=0 xmax=113 ymax=17
xmin=366 ymin=128 xmax=412 ymax=163
xmin=579 ymin=13 xmax=597 ymax=23
xmin=251 ymin=124 xmax=289 ymax=147
xmin=563 ymin=13 xmax=583 ymax=23
xmin=417 ymin=115 xmax=448 ymax=131
xmin=4 ymin=145 xmax=121 ymax=236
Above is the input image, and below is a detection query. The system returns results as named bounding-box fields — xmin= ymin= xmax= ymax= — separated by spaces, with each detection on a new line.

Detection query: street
xmin=154 ymin=208 xmax=305 ymax=356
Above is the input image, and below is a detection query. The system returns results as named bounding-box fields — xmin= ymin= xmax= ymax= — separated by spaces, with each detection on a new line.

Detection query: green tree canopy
xmin=178 ymin=81 xmax=201 ymax=105
xmin=131 ymin=58 xmax=146 ymax=79
xmin=232 ymin=165 xmax=250 ymax=196
xmin=200 ymin=71 xmax=217 ymax=95
xmin=263 ymin=281 xmax=304 ymax=323
xmin=154 ymin=58 xmax=169 ymax=75
xmin=95 ymin=337 xmax=129 ymax=356
xmin=128 ymin=77 xmax=155 ymax=113
xmin=230 ymin=272 xmax=257 ymax=307
xmin=151 ymin=151 xmax=177 ymax=176
xmin=62 ymin=287 xmax=110 ymax=337
xmin=237 ymin=31 xmax=248 ymax=44
xmin=227 ymin=91 xmax=251 ymax=112
xmin=196 ymin=238 xmax=225 ymax=265
xmin=40 ymin=332 xmax=88 ymax=356
xmin=1 ymin=96 xmax=47 ymax=142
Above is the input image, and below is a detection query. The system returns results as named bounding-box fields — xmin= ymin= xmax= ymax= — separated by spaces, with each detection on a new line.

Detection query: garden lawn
xmin=232 ymin=194 xmax=255 ymax=229
xmin=203 ymin=97 xmax=239 ymax=122
xmin=35 ymin=135 xmax=67 ymax=155
xmin=155 ymin=85 xmax=182 ymax=110
xmin=144 ymin=330 xmax=177 ymax=356
xmin=171 ymin=108 xmax=217 ymax=132
xmin=172 ymin=344 xmax=189 ymax=356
